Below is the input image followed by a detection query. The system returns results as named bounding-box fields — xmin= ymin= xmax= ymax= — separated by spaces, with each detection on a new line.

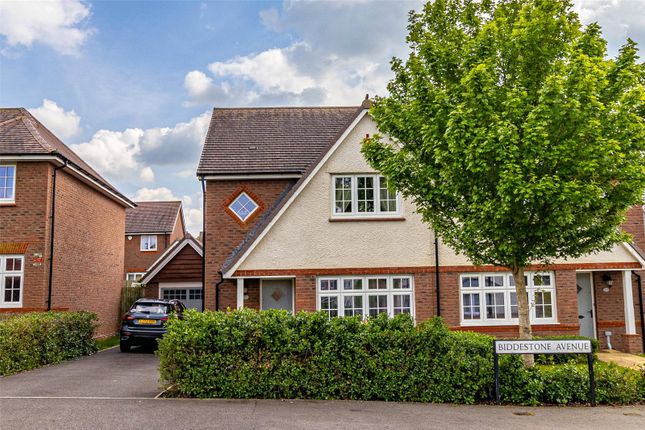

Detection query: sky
xmin=1 ymin=0 xmax=644 ymax=234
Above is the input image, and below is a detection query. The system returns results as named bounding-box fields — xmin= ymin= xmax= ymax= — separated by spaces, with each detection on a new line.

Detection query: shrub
xmin=0 ymin=311 xmax=98 ymax=376
xmin=158 ymin=309 xmax=644 ymax=405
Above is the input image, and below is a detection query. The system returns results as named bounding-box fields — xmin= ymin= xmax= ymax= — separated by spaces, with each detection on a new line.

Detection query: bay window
xmin=459 ymin=272 xmax=556 ymax=325
xmin=317 ymin=275 xmax=414 ymax=319
xmin=332 ymin=175 xmax=399 ymax=217
xmin=0 ymin=255 xmax=24 ymax=308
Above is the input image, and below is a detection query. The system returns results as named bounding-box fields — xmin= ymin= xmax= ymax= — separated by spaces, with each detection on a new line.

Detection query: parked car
xmin=119 ymin=298 xmax=185 ymax=352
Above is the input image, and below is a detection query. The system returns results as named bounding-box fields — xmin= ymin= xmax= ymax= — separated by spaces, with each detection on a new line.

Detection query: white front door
xmin=261 ymin=279 xmax=293 ymax=312
xmin=576 ymin=273 xmax=596 ymax=338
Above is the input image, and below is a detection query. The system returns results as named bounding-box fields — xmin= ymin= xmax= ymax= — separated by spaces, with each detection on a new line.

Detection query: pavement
xmin=597 ymin=350 xmax=645 ymax=370
xmin=1 ymin=347 xmax=644 ymax=430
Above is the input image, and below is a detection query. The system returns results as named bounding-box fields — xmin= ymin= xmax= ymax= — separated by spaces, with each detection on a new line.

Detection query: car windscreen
xmin=130 ymin=303 xmax=170 ymax=314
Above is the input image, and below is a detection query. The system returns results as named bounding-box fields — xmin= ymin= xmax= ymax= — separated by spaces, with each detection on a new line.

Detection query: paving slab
xmin=0 ymin=346 xmax=161 ymax=398
xmin=597 ymin=350 xmax=645 ymax=370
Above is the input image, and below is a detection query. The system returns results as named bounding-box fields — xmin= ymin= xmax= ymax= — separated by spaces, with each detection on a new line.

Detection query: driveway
xmin=0 ymin=346 xmax=161 ymax=399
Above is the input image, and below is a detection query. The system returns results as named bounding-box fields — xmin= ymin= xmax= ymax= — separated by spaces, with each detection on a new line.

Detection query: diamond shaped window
xmin=228 ymin=192 xmax=259 ymax=222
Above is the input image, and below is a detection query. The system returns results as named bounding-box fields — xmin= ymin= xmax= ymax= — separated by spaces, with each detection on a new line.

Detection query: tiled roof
xmin=0 ymin=108 xmax=132 ymax=205
xmin=197 ymin=106 xmax=362 ymax=175
xmin=126 ymin=201 xmax=183 ymax=234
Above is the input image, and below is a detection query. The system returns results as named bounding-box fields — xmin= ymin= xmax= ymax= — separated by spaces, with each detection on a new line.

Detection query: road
xmin=0 ymin=347 xmax=643 ymax=429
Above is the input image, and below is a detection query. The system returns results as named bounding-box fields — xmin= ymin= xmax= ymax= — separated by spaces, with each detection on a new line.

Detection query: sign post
xmin=493 ymin=339 xmax=595 ymax=406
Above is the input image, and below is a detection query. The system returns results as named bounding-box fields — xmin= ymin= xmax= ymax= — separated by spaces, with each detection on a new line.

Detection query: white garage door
xmin=159 ymin=282 xmax=202 ymax=310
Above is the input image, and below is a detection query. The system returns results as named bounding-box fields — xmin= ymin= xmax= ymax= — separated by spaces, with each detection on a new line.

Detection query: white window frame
xmin=140 ymin=235 xmax=158 ymax=251
xmin=0 ymin=255 xmax=24 ymax=308
xmin=228 ymin=191 xmax=259 ymax=222
xmin=317 ymin=275 xmax=414 ymax=319
xmin=0 ymin=164 xmax=17 ymax=204
xmin=459 ymin=272 xmax=557 ymax=326
xmin=126 ymin=272 xmax=146 ymax=281
xmin=331 ymin=174 xmax=401 ymax=218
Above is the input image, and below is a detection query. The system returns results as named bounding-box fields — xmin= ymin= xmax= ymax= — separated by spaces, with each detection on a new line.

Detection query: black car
xmin=119 ymin=298 xmax=185 ymax=352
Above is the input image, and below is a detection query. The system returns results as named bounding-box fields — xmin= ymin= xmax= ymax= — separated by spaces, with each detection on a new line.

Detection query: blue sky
xmin=1 ymin=0 xmax=644 ymax=233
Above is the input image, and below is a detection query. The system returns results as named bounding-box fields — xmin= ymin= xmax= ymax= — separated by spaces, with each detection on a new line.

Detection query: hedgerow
xmin=0 ymin=311 xmax=98 ymax=376
xmin=158 ymin=309 xmax=644 ymax=405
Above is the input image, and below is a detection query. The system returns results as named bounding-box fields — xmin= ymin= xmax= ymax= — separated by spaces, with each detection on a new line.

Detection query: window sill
xmin=0 ymin=304 xmax=23 ymax=309
xmin=140 ymin=249 xmax=159 ymax=252
xmin=329 ymin=216 xmax=405 ymax=222
xmin=0 ymin=202 xmax=16 ymax=207
xmin=460 ymin=320 xmax=559 ymax=327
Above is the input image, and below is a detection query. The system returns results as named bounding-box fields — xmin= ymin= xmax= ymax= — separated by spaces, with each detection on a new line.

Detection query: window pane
xmin=533 ymin=274 xmax=552 ymax=287
xmin=461 ymin=276 xmax=479 ymax=288
xmin=343 ymin=279 xmax=362 ymax=290
xmin=368 ymin=278 xmax=387 ymax=290
xmin=357 ymin=176 xmax=375 ymax=213
xmin=393 ymin=278 xmax=410 ymax=289
xmin=534 ymin=291 xmax=553 ymax=319
xmin=510 ymin=292 xmax=518 ymax=318
xmin=4 ymin=276 xmax=21 ymax=303
xmin=334 ymin=177 xmax=352 ymax=213
xmin=320 ymin=296 xmax=339 ymax=319
xmin=343 ymin=295 xmax=363 ymax=317
xmin=379 ymin=177 xmax=397 ymax=212
xmin=229 ymin=193 xmax=259 ymax=221
xmin=368 ymin=295 xmax=388 ymax=316
xmin=484 ymin=275 xmax=504 ymax=287
xmin=393 ymin=294 xmax=411 ymax=315
xmin=320 ymin=279 xmax=338 ymax=291
xmin=462 ymin=293 xmax=480 ymax=320
xmin=486 ymin=292 xmax=506 ymax=319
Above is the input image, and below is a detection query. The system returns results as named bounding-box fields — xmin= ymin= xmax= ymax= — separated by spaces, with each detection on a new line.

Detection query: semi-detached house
xmin=196 ymin=101 xmax=645 ymax=354
xmin=0 ymin=108 xmax=135 ymax=337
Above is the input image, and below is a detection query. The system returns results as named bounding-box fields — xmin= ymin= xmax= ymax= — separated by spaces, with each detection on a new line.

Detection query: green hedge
xmin=158 ymin=309 xmax=645 ymax=405
xmin=0 ymin=311 xmax=98 ymax=376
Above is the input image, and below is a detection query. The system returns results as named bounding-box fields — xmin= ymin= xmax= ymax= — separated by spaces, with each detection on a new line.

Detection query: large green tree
xmin=362 ymin=0 xmax=645 ymax=365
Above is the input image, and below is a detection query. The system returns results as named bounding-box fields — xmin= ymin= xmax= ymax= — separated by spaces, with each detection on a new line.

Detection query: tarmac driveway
xmin=0 ymin=346 xmax=161 ymax=399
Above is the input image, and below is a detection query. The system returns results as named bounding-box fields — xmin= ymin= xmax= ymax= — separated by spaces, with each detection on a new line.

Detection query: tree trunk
xmin=512 ymin=265 xmax=534 ymax=367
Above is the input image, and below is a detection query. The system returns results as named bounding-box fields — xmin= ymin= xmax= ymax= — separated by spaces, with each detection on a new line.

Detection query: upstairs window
xmin=0 ymin=165 xmax=16 ymax=203
xmin=228 ymin=192 xmax=259 ymax=222
xmin=140 ymin=235 xmax=157 ymax=251
xmin=332 ymin=175 xmax=399 ymax=217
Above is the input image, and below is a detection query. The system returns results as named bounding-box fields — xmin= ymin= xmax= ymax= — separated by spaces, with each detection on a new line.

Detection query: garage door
xmin=159 ymin=283 xmax=202 ymax=310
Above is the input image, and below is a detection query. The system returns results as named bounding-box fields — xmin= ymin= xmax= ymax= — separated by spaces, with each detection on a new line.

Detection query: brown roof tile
xmin=0 ymin=108 xmax=133 ymax=206
xmin=197 ymin=106 xmax=362 ymax=175
xmin=126 ymin=201 xmax=183 ymax=234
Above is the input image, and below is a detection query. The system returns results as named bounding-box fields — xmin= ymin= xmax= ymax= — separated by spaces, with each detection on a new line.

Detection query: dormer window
xmin=0 ymin=165 xmax=16 ymax=204
xmin=332 ymin=175 xmax=399 ymax=217
xmin=229 ymin=192 xmax=259 ymax=222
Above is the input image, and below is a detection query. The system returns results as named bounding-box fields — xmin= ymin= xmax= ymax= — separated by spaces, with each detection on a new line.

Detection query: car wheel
xmin=120 ymin=341 xmax=131 ymax=352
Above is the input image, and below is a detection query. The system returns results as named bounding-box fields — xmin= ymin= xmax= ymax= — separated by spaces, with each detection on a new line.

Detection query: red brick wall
xmin=622 ymin=205 xmax=645 ymax=252
xmin=124 ymin=233 xmax=171 ymax=274
xmin=0 ymin=162 xmax=52 ymax=310
xmin=204 ymin=178 xmax=296 ymax=310
xmin=50 ymin=169 xmax=126 ymax=337
xmin=169 ymin=211 xmax=185 ymax=243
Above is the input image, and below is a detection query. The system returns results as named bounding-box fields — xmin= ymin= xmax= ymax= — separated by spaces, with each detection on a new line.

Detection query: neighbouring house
xmin=124 ymin=201 xmax=186 ymax=283
xmin=197 ymin=102 xmax=645 ymax=354
xmin=139 ymin=234 xmax=203 ymax=309
xmin=0 ymin=108 xmax=135 ymax=337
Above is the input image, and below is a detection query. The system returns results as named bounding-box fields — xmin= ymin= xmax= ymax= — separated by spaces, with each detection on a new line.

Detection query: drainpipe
xmin=434 ymin=237 xmax=441 ymax=317
xmin=632 ymin=271 xmax=644 ymax=353
xmin=215 ymin=271 xmax=224 ymax=311
xmin=200 ymin=177 xmax=206 ymax=312
xmin=47 ymin=160 xmax=68 ymax=310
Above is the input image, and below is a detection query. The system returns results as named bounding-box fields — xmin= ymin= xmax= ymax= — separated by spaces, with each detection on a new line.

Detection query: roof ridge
xmin=212 ymin=106 xmax=360 ymax=111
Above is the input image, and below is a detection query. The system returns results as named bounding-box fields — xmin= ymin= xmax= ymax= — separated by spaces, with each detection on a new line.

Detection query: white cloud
xmin=70 ymin=111 xmax=211 ymax=181
xmin=0 ymin=0 xmax=94 ymax=56
xmin=132 ymin=187 xmax=203 ymax=234
xmin=185 ymin=1 xmax=419 ymax=106
xmin=28 ymin=99 xmax=81 ymax=139
xmin=139 ymin=166 xmax=155 ymax=183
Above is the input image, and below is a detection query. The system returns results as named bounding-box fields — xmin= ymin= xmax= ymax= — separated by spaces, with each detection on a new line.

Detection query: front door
xmin=261 ymin=279 xmax=293 ymax=312
xmin=576 ymin=273 xmax=596 ymax=338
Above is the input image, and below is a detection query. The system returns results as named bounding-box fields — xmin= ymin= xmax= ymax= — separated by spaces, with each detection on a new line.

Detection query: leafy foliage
xmin=158 ymin=309 xmax=644 ymax=404
xmin=362 ymin=0 xmax=645 ymax=268
xmin=0 ymin=311 xmax=98 ymax=376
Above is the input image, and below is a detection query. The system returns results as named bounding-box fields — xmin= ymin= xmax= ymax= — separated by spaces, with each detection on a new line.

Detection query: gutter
xmin=47 ymin=160 xmax=68 ymax=310
xmin=435 ymin=237 xmax=441 ymax=317
xmin=200 ymin=177 xmax=206 ymax=312
xmin=632 ymin=271 xmax=645 ymax=353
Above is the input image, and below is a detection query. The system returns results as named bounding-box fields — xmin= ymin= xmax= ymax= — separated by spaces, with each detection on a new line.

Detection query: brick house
xmin=197 ymin=103 xmax=645 ymax=353
xmin=139 ymin=234 xmax=203 ymax=309
xmin=0 ymin=108 xmax=135 ymax=337
xmin=124 ymin=201 xmax=186 ymax=282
